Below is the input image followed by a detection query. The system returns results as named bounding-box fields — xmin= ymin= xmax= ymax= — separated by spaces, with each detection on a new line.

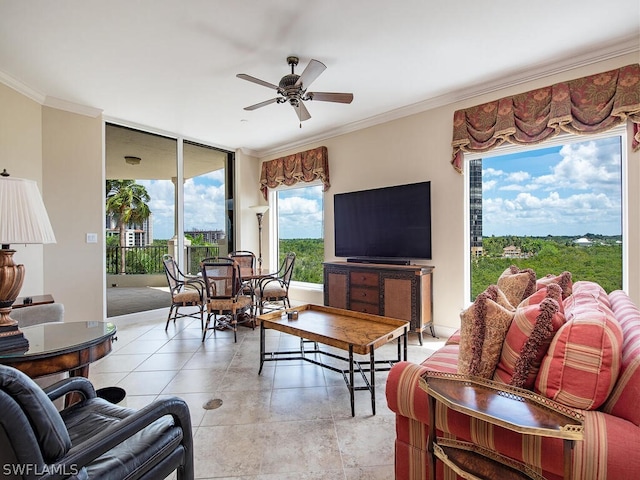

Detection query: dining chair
xmin=228 ymin=250 xmax=256 ymax=279
xmin=201 ymin=257 xmax=254 ymax=342
xmin=162 ymin=254 xmax=206 ymax=331
xmin=256 ymin=252 xmax=296 ymax=314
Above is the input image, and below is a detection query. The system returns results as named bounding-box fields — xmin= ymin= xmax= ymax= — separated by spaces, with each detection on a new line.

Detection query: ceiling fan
xmin=237 ymin=56 xmax=354 ymax=123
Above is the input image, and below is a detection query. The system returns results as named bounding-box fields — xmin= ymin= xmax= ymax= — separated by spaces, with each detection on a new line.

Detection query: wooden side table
xmin=13 ymin=294 xmax=55 ymax=309
xmin=421 ymin=372 xmax=584 ymax=480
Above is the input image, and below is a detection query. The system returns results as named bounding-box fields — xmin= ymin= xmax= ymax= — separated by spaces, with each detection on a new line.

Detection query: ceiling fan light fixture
xmin=124 ymin=156 xmax=141 ymax=166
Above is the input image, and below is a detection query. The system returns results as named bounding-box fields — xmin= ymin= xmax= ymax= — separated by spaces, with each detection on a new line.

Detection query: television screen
xmin=334 ymin=181 xmax=432 ymax=260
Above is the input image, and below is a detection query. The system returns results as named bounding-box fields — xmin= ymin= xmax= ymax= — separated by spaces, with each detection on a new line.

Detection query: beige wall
xmin=260 ymin=53 xmax=640 ymax=335
xmin=41 ymin=107 xmax=104 ymax=322
xmin=0 ymin=84 xmax=45 ymax=295
xmin=234 ymin=149 xmax=267 ymax=263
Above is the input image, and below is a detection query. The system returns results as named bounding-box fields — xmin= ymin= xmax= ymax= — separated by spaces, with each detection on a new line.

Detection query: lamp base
xmin=0 ymin=323 xmax=29 ymax=353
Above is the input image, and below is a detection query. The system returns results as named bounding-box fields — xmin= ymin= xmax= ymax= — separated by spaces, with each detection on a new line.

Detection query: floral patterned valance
xmin=451 ymin=63 xmax=640 ymax=173
xmin=259 ymin=146 xmax=329 ymax=200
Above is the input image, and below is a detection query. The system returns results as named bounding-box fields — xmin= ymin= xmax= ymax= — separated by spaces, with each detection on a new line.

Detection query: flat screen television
xmin=334 ymin=181 xmax=432 ymax=262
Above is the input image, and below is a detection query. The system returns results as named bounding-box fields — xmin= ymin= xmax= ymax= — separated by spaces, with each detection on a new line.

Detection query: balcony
xmin=106 ymin=245 xmax=220 ymax=277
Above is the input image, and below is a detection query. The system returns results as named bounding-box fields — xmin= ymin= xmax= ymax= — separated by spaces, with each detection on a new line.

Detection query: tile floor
xmin=93 ymin=307 xmax=445 ymax=479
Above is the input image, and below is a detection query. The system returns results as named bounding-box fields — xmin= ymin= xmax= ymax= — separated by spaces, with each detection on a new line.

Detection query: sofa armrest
xmin=386 ymin=361 xmax=432 ymax=424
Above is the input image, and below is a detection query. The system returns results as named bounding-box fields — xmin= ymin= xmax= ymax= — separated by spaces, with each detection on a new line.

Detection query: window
xmin=274 ymin=184 xmax=324 ymax=285
xmin=466 ymin=130 xmax=625 ymax=301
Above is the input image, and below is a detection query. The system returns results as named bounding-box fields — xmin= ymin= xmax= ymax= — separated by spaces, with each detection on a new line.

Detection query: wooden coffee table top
xmin=258 ymin=304 xmax=409 ymax=355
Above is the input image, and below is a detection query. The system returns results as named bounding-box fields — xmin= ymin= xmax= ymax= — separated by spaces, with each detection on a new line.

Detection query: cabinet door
xmin=326 ymin=272 xmax=348 ymax=309
xmin=382 ymin=277 xmax=413 ymax=322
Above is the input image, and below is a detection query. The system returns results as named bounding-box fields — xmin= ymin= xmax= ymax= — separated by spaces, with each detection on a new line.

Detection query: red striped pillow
xmin=535 ymin=299 xmax=623 ymax=410
xmin=493 ymin=283 xmax=565 ymax=389
xmin=536 ymin=271 xmax=573 ymax=299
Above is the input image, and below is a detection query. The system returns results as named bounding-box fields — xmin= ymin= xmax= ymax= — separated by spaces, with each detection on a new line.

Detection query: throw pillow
xmin=535 ymin=300 xmax=623 ymax=410
xmin=458 ymin=285 xmax=515 ymax=379
xmin=493 ymin=283 xmax=565 ymax=389
xmin=497 ymin=265 xmax=537 ymax=307
xmin=537 ymin=271 xmax=573 ymax=300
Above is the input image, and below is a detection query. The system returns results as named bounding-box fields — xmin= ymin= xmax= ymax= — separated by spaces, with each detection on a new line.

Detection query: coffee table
xmin=0 ymin=321 xmax=117 ymax=379
xmin=258 ymin=304 xmax=409 ymax=416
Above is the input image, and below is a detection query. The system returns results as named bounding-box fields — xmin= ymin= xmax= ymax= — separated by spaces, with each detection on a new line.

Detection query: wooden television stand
xmin=323 ymin=261 xmax=435 ymax=345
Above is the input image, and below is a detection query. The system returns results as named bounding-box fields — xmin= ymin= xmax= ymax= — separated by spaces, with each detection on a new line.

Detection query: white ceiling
xmin=1 ymin=1 xmax=639 ymax=157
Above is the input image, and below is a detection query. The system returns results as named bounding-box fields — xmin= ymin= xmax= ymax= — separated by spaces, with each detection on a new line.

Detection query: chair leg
xmin=165 ymin=305 xmax=176 ymax=331
xmin=202 ymin=312 xmax=212 ymax=342
xmin=232 ymin=314 xmax=237 ymax=343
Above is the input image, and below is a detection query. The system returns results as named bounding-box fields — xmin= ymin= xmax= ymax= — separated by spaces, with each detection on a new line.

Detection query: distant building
xmin=185 ymin=229 xmax=225 ymax=244
xmin=574 ymin=237 xmax=593 ymax=246
xmin=106 ymin=213 xmax=153 ymax=246
xmin=502 ymin=245 xmax=522 ymax=258
xmin=469 ymin=159 xmax=483 ymax=257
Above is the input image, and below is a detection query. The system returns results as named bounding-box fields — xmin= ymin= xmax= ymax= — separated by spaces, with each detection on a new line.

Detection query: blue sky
xmin=138 ymin=169 xmax=227 ymax=240
xmin=481 ymin=136 xmax=622 ymax=236
xmin=277 ymin=185 xmax=324 ymax=239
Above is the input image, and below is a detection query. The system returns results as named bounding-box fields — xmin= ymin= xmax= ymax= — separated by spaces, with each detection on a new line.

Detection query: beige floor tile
xmin=135 ymin=352 xmax=195 ymax=371
xmin=116 ymin=370 xmax=179 ymax=395
xmin=161 ymin=367 xmax=224 ymax=394
xmin=193 ymin=424 xmax=264 ymax=478
xmin=259 ymin=419 xmax=343 ymax=475
xmin=91 ymin=353 xmax=151 ymax=373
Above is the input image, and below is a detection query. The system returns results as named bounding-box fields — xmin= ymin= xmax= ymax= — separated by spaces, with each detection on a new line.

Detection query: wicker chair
xmin=256 ymin=252 xmax=296 ymax=314
xmin=162 ymin=254 xmax=206 ymax=331
xmin=201 ymin=257 xmax=253 ymax=342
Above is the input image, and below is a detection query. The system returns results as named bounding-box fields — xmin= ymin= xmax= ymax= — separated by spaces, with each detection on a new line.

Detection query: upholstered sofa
xmin=386 ymin=272 xmax=640 ymax=480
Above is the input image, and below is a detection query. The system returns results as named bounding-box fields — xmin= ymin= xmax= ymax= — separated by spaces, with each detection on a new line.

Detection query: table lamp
xmin=249 ymin=205 xmax=269 ymax=273
xmin=0 ymin=170 xmax=56 ymax=351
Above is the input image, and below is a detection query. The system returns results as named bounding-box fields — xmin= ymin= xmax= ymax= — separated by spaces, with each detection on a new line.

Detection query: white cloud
xmin=506 ymin=171 xmax=530 ymax=182
xmin=483 ymin=167 xmax=504 ymax=177
xmin=482 ymin=137 xmax=622 ymax=236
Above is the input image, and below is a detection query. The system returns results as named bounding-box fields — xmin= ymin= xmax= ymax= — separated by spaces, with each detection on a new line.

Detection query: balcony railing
xmin=106 ymin=245 xmax=220 ymax=275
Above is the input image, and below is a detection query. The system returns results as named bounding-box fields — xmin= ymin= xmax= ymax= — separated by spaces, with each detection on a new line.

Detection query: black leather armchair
xmin=0 ymin=365 xmax=193 ymax=480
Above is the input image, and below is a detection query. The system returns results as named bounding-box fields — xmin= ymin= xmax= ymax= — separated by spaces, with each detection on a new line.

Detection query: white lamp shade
xmin=249 ymin=205 xmax=269 ymax=215
xmin=0 ymin=176 xmax=56 ymax=245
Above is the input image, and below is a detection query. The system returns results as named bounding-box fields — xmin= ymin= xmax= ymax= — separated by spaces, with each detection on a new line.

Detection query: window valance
xmin=451 ymin=63 xmax=640 ymax=173
xmin=259 ymin=146 xmax=329 ymax=200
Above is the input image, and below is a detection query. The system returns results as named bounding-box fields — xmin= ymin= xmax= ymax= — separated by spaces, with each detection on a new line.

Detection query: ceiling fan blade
xmin=293 ymin=102 xmax=311 ymax=122
xmin=244 ymin=98 xmax=279 ymax=111
xmin=236 ymin=73 xmax=279 ymax=90
xmin=294 ymin=59 xmax=326 ymax=89
xmin=307 ymin=92 xmax=354 ymax=104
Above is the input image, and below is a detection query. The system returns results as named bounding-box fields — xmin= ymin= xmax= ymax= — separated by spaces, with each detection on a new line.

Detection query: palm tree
xmin=106 ymin=180 xmax=151 ymax=274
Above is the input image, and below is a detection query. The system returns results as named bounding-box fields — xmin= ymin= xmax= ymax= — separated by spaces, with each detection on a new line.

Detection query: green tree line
xmin=279 ymin=238 xmax=324 ymax=284
xmin=472 ymin=237 xmax=622 ymax=300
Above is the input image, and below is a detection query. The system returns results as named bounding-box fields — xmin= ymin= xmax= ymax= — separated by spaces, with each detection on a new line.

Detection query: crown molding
xmin=0 ymin=71 xmax=45 ymax=104
xmin=43 ymin=96 xmax=103 ymax=118
xmin=256 ymin=36 xmax=640 ymax=159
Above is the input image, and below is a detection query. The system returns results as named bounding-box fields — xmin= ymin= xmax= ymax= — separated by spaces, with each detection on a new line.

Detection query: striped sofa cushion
xmin=601 ymin=290 xmax=640 ymax=425
xmin=535 ymin=288 xmax=623 ymax=410
xmin=421 ymin=344 xmax=459 ymax=373
xmin=493 ymin=283 xmax=565 ymax=389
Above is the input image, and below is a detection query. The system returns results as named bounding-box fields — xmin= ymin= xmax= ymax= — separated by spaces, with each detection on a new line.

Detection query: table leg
xmin=370 ymin=348 xmax=376 ymax=415
xmin=349 ymin=345 xmax=355 ymax=417
xmin=259 ymin=322 xmax=265 ymax=375
xmin=403 ymin=326 xmax=408 ymax=361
